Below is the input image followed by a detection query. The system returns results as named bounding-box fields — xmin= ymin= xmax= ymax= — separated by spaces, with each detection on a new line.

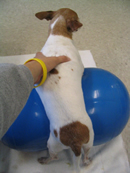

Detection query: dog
xmin=35 ymin=8 xmax=94 ymax=172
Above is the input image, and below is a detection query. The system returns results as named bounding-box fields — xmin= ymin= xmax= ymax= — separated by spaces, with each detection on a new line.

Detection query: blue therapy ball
xmin=82 ymin=68 xmax=130 ymax=145
xmin=2 ymin=89 xmax=50 ymax=151
xmin=1 ymin=68 xmax=130 ymax=150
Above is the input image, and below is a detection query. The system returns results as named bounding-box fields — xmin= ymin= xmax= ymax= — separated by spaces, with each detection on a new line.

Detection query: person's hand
xmin=34 ymin=52 xmax=71 ymax=72
xmin=24 ymin=52 xmax=71 ymax=84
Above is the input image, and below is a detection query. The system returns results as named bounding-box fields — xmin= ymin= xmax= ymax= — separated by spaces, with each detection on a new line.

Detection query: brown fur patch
xmin=58 ymin=76 xmax=61 ymax=79
xmin=50 ymin=9 xmax=82 ymax=38
xmin=51 ymin=20 xmax=72 ymax=38
xmin=54 ymin=130 xmax=58 ymax=137
xmin=60 ymin=121 xmax=89 ymax=156
xmin=50 ymin=68 xmax=59 ymax=74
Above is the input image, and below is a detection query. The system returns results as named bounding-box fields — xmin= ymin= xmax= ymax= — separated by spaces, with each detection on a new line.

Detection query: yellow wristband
xmin=24 ymin=58 xmax=47 ymax=88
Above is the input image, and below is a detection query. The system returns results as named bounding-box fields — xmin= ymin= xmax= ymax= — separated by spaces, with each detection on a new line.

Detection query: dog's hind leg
xmin=82 ymin=144 xmax=92 ymax=166
xmin=72 ymin=153 xmax=81 ymax=173
xmin=38 ymin=133 xmax=63 ymax=164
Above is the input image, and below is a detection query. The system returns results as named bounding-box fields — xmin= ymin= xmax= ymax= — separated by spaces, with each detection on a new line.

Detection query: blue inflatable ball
xmin=1 ymin=89 xmax=50 ymax=151
xmin=1 ymin=68 xmax=130 ymax=150
xmin=82 ymin=68 xmax=130 ymax=145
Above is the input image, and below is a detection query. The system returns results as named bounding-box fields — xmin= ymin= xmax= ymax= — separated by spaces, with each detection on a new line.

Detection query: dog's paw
xmin=37 ymin=157 xmax=48 ymax=164
xmin=38 ymin=155 xmax=58 ymax=164
xmin=83 ymin=157 xmax=92 ymax=166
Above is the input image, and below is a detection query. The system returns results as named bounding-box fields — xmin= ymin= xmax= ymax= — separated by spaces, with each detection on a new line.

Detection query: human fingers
xmin=43 ymin=56 xmax=71 ymax=72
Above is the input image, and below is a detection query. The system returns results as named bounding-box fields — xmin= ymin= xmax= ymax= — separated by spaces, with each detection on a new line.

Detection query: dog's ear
xmin=67 ymin=19 xmax=83 ymax=32
xmin=35 ymin=11 xmax=54 ymax=20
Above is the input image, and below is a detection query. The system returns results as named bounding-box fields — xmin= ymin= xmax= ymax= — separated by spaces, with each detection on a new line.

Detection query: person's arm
xmin=0 ymin=52 xmax=70 ymax=139
xmin=0 ymin=63 xmax=34 ymax=139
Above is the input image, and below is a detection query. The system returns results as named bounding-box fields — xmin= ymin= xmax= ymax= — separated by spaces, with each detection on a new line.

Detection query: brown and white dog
xmin=35 ymin=8 xmax=94 ymax=172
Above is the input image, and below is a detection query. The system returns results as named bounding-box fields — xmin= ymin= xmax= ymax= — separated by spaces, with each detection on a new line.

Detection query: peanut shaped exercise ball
xmin=1 ymin=68 xmax=130 ymax=151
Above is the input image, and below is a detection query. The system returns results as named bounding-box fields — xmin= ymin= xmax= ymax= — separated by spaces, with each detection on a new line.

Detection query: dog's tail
xmin=60 ymin=121 xmax=89 ymax=155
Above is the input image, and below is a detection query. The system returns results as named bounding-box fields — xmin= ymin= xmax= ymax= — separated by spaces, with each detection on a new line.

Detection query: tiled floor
xmin=0 ymin=0 xmax=130 ymax=163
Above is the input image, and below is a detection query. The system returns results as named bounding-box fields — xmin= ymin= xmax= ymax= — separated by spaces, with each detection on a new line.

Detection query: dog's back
xmin=38 ymin=34 xmax=84 ymax=119
xmin=36 ymin=8 xmax=94 ymax=172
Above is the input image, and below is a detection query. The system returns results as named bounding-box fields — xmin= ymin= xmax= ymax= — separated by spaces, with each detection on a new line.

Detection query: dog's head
xmin=35 ymin=8 xmax=83 ymax=38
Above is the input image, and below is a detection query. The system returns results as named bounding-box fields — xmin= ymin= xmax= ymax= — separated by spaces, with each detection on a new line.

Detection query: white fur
xmin=36 ymin=16 xmax=94 ymax=172
xmin=51 ymin=17 xmax=59 ymax=29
